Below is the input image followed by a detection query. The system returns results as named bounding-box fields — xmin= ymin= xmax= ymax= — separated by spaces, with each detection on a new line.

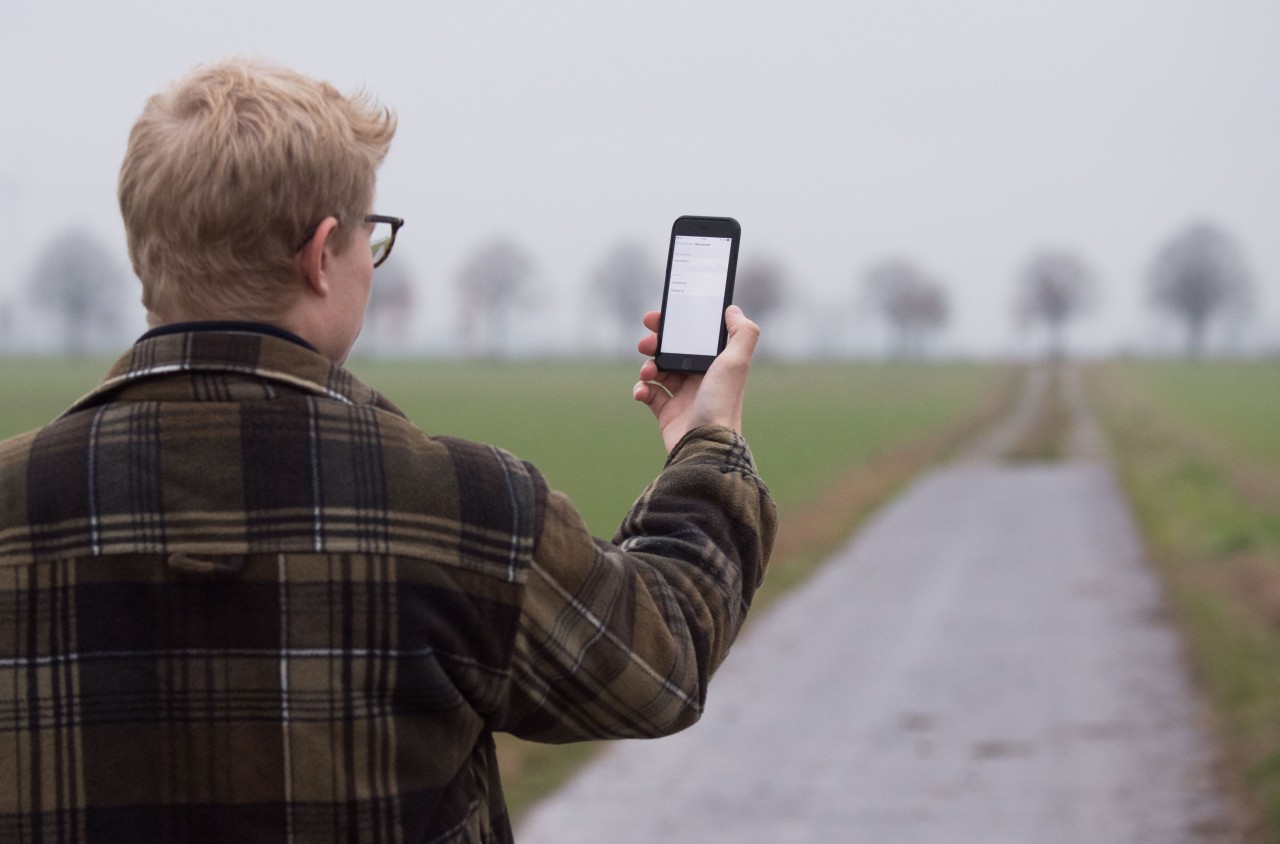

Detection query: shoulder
xmin=373 ymin=418 xmax=550 ymax=541
xmin=0 ymin=427 xmax=42 ymax=513
xmin=0 ymin=426 xmax=40 ymax=461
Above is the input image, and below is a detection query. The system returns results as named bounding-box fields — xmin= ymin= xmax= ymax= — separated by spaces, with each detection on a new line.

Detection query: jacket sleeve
xmin=498 ymin=425 xmax=776 ymax=743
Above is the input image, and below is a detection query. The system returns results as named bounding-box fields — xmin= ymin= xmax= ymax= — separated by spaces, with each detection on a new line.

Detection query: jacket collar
xmin=137 ymin=320 xmax=319 ymax=353
xmin=63 ymin=328 xmax=406 ymax=418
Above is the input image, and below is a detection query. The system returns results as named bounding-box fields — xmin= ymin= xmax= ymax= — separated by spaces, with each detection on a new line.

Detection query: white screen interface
xmin=662 ymin=235 xmax=732 ymax=356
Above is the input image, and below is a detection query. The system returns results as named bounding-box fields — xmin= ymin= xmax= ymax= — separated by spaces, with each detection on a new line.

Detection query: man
xmin=0 ymin=57 xmax=775 ymax=843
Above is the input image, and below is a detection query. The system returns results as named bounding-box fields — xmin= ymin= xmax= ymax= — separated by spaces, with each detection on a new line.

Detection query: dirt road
xmin=517 ymin=367 xmax=1239 ymax=843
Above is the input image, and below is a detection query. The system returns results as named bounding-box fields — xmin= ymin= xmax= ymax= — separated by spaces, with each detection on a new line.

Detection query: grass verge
xmin=1089 ymin=361 xmax=1280 ymax=842
xmin=1004 ymin=362 xmax=1070 ymax=462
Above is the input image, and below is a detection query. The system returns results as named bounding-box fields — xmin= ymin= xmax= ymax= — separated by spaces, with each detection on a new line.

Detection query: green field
xmin=1105 ymin=360 xmax=1280 ymax=470
xmin=349 ymin=359 xmax=1004 ymax=530
xmin=1091 ymin=360 xmax=1280 ymax=839
xmin=2 ymin=356 xmax=1005 ymax=535
xmin=0 ymin=358 xmax=109 ymax=437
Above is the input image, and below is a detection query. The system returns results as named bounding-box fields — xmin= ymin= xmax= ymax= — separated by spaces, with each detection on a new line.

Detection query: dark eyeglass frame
xmin=295 ymin=214 xmax=405 ymax=268
xmin=366 ymin=214 xmax=405 ymax=268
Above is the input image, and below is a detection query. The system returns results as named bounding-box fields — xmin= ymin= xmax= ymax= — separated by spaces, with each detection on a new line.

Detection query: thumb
xmin=722 ymin=305 xmax=760 ymax=359
xmin=688 ymin=305 xmax=758 ymax=433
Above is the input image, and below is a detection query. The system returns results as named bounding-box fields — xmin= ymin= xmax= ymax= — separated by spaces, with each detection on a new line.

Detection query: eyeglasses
xmin=295 ymin=214 xmax=405 ymax=268
xmin=366 ymin=214 xmax=404 ymax=268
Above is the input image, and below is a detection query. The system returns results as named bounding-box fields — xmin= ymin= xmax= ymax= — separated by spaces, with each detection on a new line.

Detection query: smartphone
xmin=654 ymin=216 xmax=741 ymax=372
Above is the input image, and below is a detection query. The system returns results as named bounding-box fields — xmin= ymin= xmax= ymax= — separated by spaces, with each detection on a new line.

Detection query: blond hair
xmin=118 ymin=57 xmax=397 ymax=321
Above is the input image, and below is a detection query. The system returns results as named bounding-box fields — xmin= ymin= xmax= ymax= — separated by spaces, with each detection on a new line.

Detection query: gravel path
xmin=517 ymin=367 xmax=1238 ymax=843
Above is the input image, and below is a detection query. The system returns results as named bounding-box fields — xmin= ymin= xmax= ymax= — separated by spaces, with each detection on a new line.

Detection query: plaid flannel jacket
xmin=0 ymin=329 xmax=776 ymax=843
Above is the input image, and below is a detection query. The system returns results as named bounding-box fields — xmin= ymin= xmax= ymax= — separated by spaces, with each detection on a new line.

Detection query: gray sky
xmin=2 ymin=0 xmax=1277 ymax=356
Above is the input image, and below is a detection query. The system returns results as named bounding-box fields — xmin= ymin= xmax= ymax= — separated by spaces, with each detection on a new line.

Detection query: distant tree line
xmin=15 ymin=220 xmax=1258 ymax=359
xmin=853 ymin=220 xmax=1252 ymax=359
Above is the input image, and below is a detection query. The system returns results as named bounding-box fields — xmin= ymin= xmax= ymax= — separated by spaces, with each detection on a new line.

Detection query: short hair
xmin=118 ymin=57 xmax=397 ymax=321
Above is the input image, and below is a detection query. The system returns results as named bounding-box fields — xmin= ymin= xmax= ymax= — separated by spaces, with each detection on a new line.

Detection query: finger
xmin=632 ymin=380 xmax=673 ymax=416
xmin=637 ymin=311 xmax=663 ymax=355
xmin=638 ymin=358 xmax=660 ymax=383
xmin=640 ymin=361 xmax=687 ymax=394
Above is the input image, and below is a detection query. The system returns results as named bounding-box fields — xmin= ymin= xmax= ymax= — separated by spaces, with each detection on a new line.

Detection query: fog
xmin=2 ymin=1 xmax=1277 ymax=357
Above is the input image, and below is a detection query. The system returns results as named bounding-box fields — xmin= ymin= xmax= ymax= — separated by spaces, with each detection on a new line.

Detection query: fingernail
xmin=632 ymin=383 xmax=644 ymax=400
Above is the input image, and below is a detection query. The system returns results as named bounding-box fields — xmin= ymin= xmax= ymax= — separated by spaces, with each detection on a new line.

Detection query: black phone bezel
xmin=654 ymin=215 xmax=741 ymax=373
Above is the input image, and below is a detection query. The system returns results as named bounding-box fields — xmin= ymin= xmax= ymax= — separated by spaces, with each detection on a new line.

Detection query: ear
xmin=296 ymin=216 xmax=340 ymax=298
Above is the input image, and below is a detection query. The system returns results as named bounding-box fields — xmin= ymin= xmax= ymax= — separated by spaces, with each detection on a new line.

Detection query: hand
xmin=633 ymin=306 xmax=761 ymax=453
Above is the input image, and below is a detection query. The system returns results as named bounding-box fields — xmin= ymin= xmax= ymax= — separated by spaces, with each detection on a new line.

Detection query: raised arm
xmin=497 ymin=306 xmax=774 ymax=743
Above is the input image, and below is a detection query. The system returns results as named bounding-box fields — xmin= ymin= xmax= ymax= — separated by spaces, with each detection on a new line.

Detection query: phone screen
xmin=662 ymin=234 xmax=734 ymax=356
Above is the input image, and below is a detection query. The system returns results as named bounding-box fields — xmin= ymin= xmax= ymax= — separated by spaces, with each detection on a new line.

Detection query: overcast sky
xmin=1 ymin=1 xmax=1277 ymax=356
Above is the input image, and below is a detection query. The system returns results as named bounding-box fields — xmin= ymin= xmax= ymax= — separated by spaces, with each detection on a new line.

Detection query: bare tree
xmin=591 ymin=241 xmax=658 ymax=354
xmin=1014 ymin=250 xmax=1097 ymax=359
xmin=734 ymin=257 xmax=786 ymax=325
xmin=1149 ymin=222 xmax=1252 ymax=357
xmin=861 ymin=260 xmax=949 ymax=358
xmin=27 ymin=228 xmax=127 ymax=355
xmin=457 ymin=238 xmax=536 ymax=357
